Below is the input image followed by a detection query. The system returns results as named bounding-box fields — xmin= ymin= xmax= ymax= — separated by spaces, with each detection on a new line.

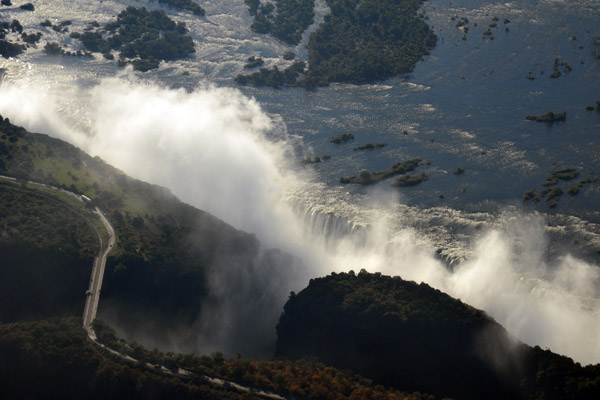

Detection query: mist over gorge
xmin=1 ymin=0 xmax=599 ymax=371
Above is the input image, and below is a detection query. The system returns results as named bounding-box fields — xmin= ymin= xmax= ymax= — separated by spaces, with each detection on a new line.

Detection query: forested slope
xmin=0 ymin=115 xmax=301 ymax=357
xmin=276 ymin=271 xmax=600 ymax=400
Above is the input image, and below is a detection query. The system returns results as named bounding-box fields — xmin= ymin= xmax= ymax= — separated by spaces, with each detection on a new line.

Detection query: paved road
xmin=0 ymin=175 xmax=111 ymax=332
xmin=83 ymin=207 xmax=115 ymax=334
xmin=0 ymin=175 xmax=286 ymax=399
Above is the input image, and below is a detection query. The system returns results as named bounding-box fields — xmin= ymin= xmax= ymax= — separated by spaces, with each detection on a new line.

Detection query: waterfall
xmin=287 ymin=196 xmax=367 ymax=248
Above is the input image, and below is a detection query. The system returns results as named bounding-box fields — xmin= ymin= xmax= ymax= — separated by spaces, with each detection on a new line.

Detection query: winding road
xmin=82 ymin=207 xmax=115 ymax=335
xmin=0 ymin=175 xmax=114 ymax=333
xmin=0 ymin=175 xmax=286 ymax=400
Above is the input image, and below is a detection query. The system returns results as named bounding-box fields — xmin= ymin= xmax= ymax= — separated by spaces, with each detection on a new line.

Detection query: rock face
xmin=525 ymin=111 xmax=567 ymax=122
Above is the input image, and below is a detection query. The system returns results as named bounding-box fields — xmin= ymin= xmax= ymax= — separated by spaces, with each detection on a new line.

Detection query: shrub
xmin=43 ymin=42 xmax=63 ymax=56
xmin=19 ymin=3 xmax=34 ymax=11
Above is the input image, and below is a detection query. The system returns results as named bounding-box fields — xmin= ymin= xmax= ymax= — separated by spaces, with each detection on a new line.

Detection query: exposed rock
xmin=550 ymin=70 xmax=561 ymax=78
xmin=329 ymin=133 xmax=354 ymax=144
xmin=391 ymin=173 xmax=428 ymax=187
xmin=525 ymin=111 xmax=567 ymax=123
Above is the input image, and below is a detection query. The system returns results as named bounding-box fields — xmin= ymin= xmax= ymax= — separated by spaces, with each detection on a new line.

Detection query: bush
xmin=76 ymin=7 xmax=196 ymax=72
xmin=80 ymin=31 xmax=110 ymax=53
xmin=0 ymin=40 xmax=25 ymax=58
xmin=329 ymin=133 xmax=354 ymax=144
xmin=19 ymin=3 xmax=34 ymax=11
xmin=21 ymin=32 xmax=42 ymax=44
xmin=43 ymin=42 xmax=64 ymax=56
xmin=353 ymin=142 xmax=386 ymax=151
xmin=247 ymin=0 xmax=315 ymax=45
xmin=391 ymin=173 xmax=428 ymax=187
xmin=235 ymin=61 xmax=306 ymax=88
xmin=244 ymin=56 xmax=264 ymax=69
xmin=523 ymin=190 xmax=540 ymax=203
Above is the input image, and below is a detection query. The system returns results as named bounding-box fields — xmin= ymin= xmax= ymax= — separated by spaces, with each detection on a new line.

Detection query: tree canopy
xmin=276 ymin=271 xmax=600 ymax=399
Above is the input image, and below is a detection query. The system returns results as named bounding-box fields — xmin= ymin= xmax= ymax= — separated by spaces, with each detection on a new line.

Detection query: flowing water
xmin=1 ymin=0 xmax=600 ymax=362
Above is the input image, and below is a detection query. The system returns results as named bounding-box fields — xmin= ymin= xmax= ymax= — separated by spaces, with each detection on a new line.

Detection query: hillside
xmin=0 ymin=116 xmax=429 ymax=399
xmin=275 ymin=271 xmax=600 ymax=400
xmin=0 ymin=317 xmax=434 ymax=400
xmin=2 ymin=115 xmax=599 ymax=398
xmin=0 ymin=317 xmax=266 ymax=400
xmin=0 ymin=115 xmax=303 ymax=357
xmin=0 ymin=179 xmax=97 ymax=321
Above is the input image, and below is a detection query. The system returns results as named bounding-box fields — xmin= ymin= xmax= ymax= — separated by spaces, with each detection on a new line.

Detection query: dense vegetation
xmin=244 ymin=55 xmax=264 ymax=69
xmin=300 ymin=0 xmax=436 ymax=87
xmin=92 ymin=319 xmax=427 ymax=400
xmin=276 ymin=271 xmax=600 ymax=400
xmin=19 ymin=3 xmax=34 ymax=11
xmin=0 ymin=318 xmax=266 ymax=399
xmin=2 ymin=119 xmax=599 ymax=398
xmin=21 ymin=31 xmax=42 ymax=44
xmin=0 ymin=38 xmax=24 ymax=58
xmin=72 ymin=7 xmax=195 ymax=71
xmin=235 ymin=61 xmax=306 ymax=88
xmin=246 ymin=0 xmax=315 ymax=45
xmin=0 ymin=20 xmax=26 ymax=58
xmin=158 ymin=0 xmax=205 ymax=17
xmin=0 ymin=317 xmax=431 ymax=399
xmin=0 ymin=116 xmax=299 ymax=355
xmin=523 ymin=167 xmax=599 ymax=209
xmin=238 ymin=0 xmax=436 ymax=88
xmin=0 ymin=178 xmax=101 ymax=321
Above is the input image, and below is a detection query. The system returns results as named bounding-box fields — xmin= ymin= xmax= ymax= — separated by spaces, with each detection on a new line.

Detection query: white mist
xmin=1 ymin=69 xmax=599 ymax=364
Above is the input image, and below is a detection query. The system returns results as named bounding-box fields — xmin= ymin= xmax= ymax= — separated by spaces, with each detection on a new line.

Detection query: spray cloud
xmin=0 ymin=68 xmax=599 ymax=364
